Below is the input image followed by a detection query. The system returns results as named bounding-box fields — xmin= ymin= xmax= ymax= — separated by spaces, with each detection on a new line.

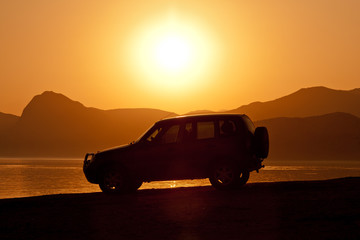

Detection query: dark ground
xmin=1 ymin=178 xmax=359 ymax=240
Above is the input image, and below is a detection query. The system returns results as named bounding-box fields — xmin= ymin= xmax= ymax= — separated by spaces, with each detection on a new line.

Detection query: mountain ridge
xmin=0 ymin=91 xmax=177 ymax=157
xmin=228 ymin=86 xmax=360 ymax=121
xmin=1 ymin=87 xmax=360 ymax=158
xmin=0 ymin=112 xmax=19 ymax=134
xmin=256 ymin=112 xmax=360 ymax=160
xmin=2 ymin=86 xmax=360 ymax=120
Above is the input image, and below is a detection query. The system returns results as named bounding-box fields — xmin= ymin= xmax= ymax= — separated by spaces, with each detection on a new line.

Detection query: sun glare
xmin=126 ymin=15 xmax=218 ymax=94
xmin=154 ymin=34 xmax=192 ymax=72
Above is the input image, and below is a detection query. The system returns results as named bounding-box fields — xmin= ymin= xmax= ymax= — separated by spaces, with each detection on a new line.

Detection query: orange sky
xmin=1 ymin=0 xmax=359 ymax=116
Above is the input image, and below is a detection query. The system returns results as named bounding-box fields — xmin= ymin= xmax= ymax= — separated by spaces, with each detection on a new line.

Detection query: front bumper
xmin=83 ymin=153 xmax=99 ymax=184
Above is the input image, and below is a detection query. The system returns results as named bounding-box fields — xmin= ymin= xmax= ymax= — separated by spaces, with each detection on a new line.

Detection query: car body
xmin=83 ymin=114 xmax=269 ymax=193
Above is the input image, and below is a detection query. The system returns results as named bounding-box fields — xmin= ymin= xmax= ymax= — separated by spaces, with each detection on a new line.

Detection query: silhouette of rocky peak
xmin=294 ymin=86 xmax=359 ymax=95
xmin=277 ymin=86 xmax=343 ymax=101
xmin=280 ymin=87 xmax=360 ymax=109
xmin=21 ymin=91 xmax=86 ymax=120
xmin=229 ymin=86 xmax=360 ymax=121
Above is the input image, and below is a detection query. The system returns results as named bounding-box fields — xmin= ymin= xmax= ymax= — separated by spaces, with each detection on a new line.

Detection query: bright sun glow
xmin=127 ymin=15 xmax=218 ymax=93
xmin=154 ymin=34 xmax=192 ymax=72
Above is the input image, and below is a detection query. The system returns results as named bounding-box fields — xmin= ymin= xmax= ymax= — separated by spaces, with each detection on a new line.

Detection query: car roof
xmin=156 ymin=113 xmax=248 ymax=125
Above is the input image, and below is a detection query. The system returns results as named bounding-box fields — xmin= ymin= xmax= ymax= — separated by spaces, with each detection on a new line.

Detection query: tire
xmin=99 ymin=167 xmax=128 ymax=194
xmin=236 ymin=170 xmax=250 ymax=187
xmin=209 ymin=162 xmax=239 ymax=190
xmin=254 ymin=127 xmax=269 ymax=158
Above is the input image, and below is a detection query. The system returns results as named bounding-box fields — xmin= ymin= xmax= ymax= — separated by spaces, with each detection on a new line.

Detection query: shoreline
xmin=1 ymin=177 xmax=360 ymax=239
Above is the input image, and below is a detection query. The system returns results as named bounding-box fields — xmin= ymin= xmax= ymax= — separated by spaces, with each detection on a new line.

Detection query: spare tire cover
xmin=254 ymin=127 xmax=269 ymax=158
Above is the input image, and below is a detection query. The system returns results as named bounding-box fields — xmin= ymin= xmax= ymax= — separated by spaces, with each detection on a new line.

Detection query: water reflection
xmin=170 ymin=181 xmax=176 ymax=188
xmin=0 ymin=158 xmax=360 ymax=199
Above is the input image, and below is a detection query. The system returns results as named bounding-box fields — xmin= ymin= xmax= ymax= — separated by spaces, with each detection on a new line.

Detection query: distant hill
xmin=184 ymin=110 xmax=215 ymax=115
xmin=0 ymin=91 xmax=176 ymax=157
xmin=256 ymin=112 xmax=360 ymax=160
xmin=0 ymin=112 xmax=18 ymax=134
xmin=229 ymin=86 xmax=360 ymax=121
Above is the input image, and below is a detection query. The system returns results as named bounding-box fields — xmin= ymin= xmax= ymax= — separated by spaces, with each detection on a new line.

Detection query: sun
xmin=153 ymin=34 xmax=192 ymax=73
xmin=126 ymin=15 xmax=218 ymax=93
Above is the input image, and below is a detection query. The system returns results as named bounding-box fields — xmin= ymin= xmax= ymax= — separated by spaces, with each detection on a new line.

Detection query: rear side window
xmin=219 ymin=120 xmax=237 ymax=136
xmin=197 ymin=121 xmax=215 ymax=140
xmin=242 ymin=116 xmax=255 ymax=133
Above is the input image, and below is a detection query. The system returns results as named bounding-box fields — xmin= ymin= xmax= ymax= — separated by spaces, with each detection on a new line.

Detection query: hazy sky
xmin=1 ymin=0 xmax=359 ymax=116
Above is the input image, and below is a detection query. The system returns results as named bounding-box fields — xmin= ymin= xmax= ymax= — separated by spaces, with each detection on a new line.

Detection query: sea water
xmin=1 ymin=158 xmax=360 ymax=199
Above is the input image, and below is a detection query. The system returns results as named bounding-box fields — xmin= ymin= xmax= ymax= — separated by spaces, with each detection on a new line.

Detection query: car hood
xmin=95 ymin=143 xmax=135 ymax=158
xmin=101 ymin=143 xmax=132 ymax=152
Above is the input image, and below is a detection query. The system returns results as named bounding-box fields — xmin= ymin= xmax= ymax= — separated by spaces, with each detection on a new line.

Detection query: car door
xmin=193 ymin=119 xmax=218 ymax=177
xmin=177 ymin=119 xmax=217 ymax=179
xmin=132 ymin=123 xmax=182 ymax=181
xmin=167 ymin=121 xmax=196 ymax=179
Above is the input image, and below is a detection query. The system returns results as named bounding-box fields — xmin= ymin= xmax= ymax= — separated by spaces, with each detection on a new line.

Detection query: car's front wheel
xmin=99 ymin=167 xmax=128 ymax=193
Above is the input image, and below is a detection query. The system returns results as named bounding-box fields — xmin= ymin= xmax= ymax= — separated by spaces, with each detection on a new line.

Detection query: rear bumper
xmin=247 ymin=157 xmax=265 ymax=172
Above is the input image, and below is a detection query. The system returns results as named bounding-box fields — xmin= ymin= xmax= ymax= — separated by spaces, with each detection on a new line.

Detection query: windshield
xmin=134 ymin=124 xmax=156 ymax=143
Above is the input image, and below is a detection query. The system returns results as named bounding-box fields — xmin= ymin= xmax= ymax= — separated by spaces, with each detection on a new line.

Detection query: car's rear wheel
xmin=209 ymin=163 xmax=239 ymax=190
xmin=237 ymin=170 xmax=250 ymax=187
xmin=99 ymin=167 xmax=128 ymax=193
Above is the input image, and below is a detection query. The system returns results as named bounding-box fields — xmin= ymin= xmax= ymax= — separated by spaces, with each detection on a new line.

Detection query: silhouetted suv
xmin=83 ymin=114 xmax=269 ymax=193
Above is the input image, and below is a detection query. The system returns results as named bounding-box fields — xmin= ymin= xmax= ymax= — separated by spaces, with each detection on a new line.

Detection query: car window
xmin=219 ymin=120 xmax=236 ymax=136
xmin=161 ymin=124 xmax=180 ymax=144
xmin=146 ymin=127 xmax=163 ymax=142
xmin=197 ymin=121 xmax=215 ymax=140
xmin=242 ymin=115 xmax=255 ymax=133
